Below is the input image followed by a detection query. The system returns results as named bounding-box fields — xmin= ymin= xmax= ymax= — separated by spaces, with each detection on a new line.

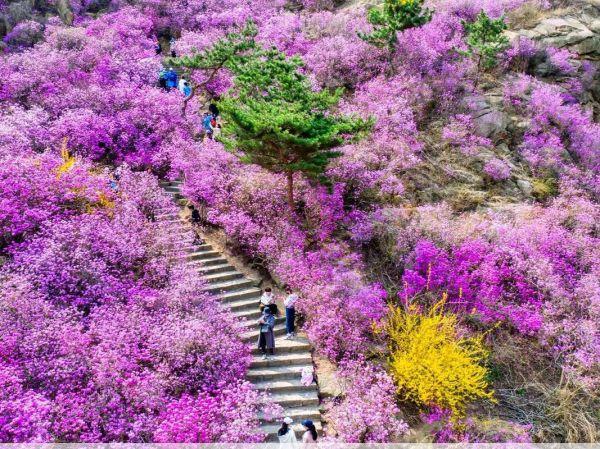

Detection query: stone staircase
xmin=159 ymin=180 xmax=322 ymax=441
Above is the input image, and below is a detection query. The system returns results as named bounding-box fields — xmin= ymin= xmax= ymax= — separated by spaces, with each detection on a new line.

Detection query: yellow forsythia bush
xmin=383 ymin=296 xmax=494 ymax=418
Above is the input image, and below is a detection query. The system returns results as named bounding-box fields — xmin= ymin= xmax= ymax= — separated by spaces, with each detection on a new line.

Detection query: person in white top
xmin=177 ymin=77 xmax=187 ymax=94
xmin=283 ymin=285 xmax=298 ymax=339
xmin=259 ymin=287 xmax=275 ymax=313
xmin=277 ymin=416 xmax=298 ymax=447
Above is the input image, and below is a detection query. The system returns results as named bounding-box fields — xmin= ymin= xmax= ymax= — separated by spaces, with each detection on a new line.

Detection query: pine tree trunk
xmin=286 ymin=171 xmax=294 ymax=210
xmin=473 ymin=54 xmax=482 ymax=91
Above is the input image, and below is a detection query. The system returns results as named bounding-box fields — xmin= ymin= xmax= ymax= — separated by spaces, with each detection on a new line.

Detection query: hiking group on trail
xmin=257 ymin=286 xmax=298 ymax=360
xmin=258 ymin=286 xmax=320 ymax=445
xmin=154 ymin=35 xmax=319 ymax=442
xmin=185 ymin=207 xmax=318 ymax=443
xmin=158 ymin=66 xmax=192 ymax=98
xmin=277 ymin=417 xmax=318 ymax=446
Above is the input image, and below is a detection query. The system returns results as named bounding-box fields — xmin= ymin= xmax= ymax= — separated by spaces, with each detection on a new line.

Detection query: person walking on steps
xmin=257 ymin=307 xmax=275 ymax=360
xmin=284 ymin=285 xmax=298 ymax=340
xmin=301 ymin=420 xmax=317 ymax=444
xmin=278 ymin=416 xmax=298 ymax=447
xmin=202 ymin=112 xmax=214 ymax=140
xmin=187 ymin=204 xmax=203 ymax=244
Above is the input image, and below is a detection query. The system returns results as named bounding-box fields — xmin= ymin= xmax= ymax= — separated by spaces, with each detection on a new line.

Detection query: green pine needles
xmin=358 ymin=0 xmax=433 ymax=52
xmin=170 ymin=21 xmax=372 ymax=209
xmin=461 ymin=11 xmax=509 ymax=87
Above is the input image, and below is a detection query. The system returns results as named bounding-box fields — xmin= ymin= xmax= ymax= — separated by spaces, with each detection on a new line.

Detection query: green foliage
xmin=166 ymin=21 xmax=259 ymax=98
xmin=461 ymin=11 xmax=509 ymax=71
xmin=358 ymin=0 xmax=433 ymax=51
xmin=532 ymin=176 xmax=558 ymax=201
xmin=218 ymin=46 xmax=372 ymax=207
xmin=170 ymin=20 xmax=371 ymax=208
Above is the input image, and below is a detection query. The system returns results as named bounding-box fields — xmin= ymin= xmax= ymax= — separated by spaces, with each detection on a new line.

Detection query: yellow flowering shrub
xmin=383 ymin=296 xmax=494 ymax=418
xmin=56 ymin=138 xmax=76 ymax=179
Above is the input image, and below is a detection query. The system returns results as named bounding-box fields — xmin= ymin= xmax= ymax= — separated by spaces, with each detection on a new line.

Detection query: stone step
xmin=219 ymin=288 xmax=262 ymax=304
xmin=203 ymin=270 xmax=243 ymax=284
xmin=250 ymin=338 xmax=311 ymax=355
xmin=242 ymin=323 xmax=287 ymax=342
xmin=227 ymin=297 xmax=261 ymax=314
xmin=250 ymin=352 xmax=312 ymax=369
xmin=259 ymin=405 xmax=321 ymax=422
xmin=203 ymin=278 xmax=255 ymax=294
xmin=266 ymin=391 xmax=319 ymax=408
xmin=198 ymin=256 xmax=230 ymax=267
xmin=236 ymin=308 xmax=263 ymax=320
xmin=240 ymin=315 xmax=285 ymax=330
xmin=253 ymin=377 xmax=317 ymax=393
xmin=157 ymin=214 xmax=180 ymax=222
xmin=190 ymin=250 xmax=221 ymax=260
xmin=159 ymin=180 xmax=183 ymax=186
xmin=197 ymin=263 xmax=236 ymax=275
xmin=247 ymin=364 xmax=313 ymax=383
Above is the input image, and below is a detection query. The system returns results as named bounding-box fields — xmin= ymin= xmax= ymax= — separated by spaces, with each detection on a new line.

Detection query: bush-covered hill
xmin=1 ymin=0 xmax=598 ymax=443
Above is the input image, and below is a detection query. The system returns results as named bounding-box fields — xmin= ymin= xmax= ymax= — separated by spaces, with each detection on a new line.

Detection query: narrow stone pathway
xmin=159 ymin=180 xmax=322 ymax=441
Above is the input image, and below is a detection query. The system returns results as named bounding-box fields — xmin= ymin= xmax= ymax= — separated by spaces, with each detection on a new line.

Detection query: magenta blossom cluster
xmin=324 ymin=359 xmax=409 ymax=443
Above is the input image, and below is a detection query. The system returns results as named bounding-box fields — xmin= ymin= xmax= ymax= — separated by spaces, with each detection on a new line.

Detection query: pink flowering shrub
xmin=546 ymin=47 xmax=577 ymax=76
xmin=483 ymin=157 xmax=511 ymax=181
xmin=366 ymin=190 xmax=599 ymax=386
xmin=303 ymin=10 xmax=386 ymax=88
xmin=154 ymin=383 xmax=281 ymax=443
xmin=502 ymin=36 xmax=538 ymax=72
xmin=0 ymin=152 xmax=111 ymax=248
xmin=0 ymin=8 xmax=193 ymax=169
xmin=2 ymin=0 xmax=599 ymax=441
xmin=330 ymin=74 xmax=424 ymax=199
xmin=504 ymin=77 xmax=600 ymax=194
xmin=394 ymin=13 xmax=470 ymax=107
xmin=324 ymin=359 xmax=409 ymax=442
xmin=0 ymin=153 xmax=261 ymax=441
xmin=3 ymin=20 xmax=44 ymax=50
xmin=443 ymin=114 xmax=492 ymax=156
xmin=174 ymin=141 xmax=387 ymax=360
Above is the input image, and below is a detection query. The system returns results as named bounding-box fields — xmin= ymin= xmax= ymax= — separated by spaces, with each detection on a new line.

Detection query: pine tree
xmin=358 ymin=0 xmax=433 ymax=55
xmin=168 ymin=21 xmax=371 ymax=209
xmin=218 ymin=47 xmax=371 ymax=209
xmin=461 ymin=11 xmax=509 ymax=87
xmin=166 ymin=21 xmax=259 ymax=115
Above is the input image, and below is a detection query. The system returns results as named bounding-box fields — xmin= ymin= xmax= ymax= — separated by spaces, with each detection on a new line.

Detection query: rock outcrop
xmin=507 ymin=2 xmax=600 ymax=59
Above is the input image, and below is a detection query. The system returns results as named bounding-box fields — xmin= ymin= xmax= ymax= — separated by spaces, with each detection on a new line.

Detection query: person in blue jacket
xmin=165 ymin=67 xmax=178 ymax=90
xmin=182 ymin=81 xmax=192 ymax=98
xmin=202 ymin=112 xmax=214 ymax=139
